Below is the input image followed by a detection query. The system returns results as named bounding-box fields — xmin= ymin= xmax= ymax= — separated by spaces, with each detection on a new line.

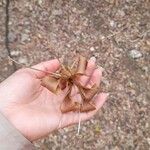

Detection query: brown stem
xmin=8 ymin=56 xmax=61 ymax=77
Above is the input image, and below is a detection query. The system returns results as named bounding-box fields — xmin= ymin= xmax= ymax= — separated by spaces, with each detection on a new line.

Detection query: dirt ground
xmin=0 ymin=0 xmax=150 ymax=149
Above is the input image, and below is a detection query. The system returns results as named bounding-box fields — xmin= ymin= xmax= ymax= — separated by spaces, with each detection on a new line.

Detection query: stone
xmin=38 ymin=0 xmax=43 ymax=6
xmin=24 ymin=21 xmax=30 ymax=26
xmin=21 ymin=33 xmax=30 ymax=42
xmin=18 ymin=57 xmax=28 ymax=64
xmin=100 ymin=36 xmax=105 ymax=40
xmin=52 ymin=9 xmax=62 ymax=16
xmin=147 ymin=138 xmax=150 ymax=145
xmin=9 ymin=32 xmax=17 ymax=42
xmin=90 ymin=47 xmax=95 ymax=51
xmin=117 ymin=10 xmax=125 ymax=17
xmin=10 ymin=50 xmax=20 ymax=56
xmin=66 ymin=44 xmax=71 ymax=48
xmin=129 ymin=50 xmax=142 ymax=59
xmin=110 ymin=20 xmax=116 ymax=27
xmin=8 ymin=21 xmax=13 ymax=25
xmin=0 ymin=49 xmax=8 ymax=58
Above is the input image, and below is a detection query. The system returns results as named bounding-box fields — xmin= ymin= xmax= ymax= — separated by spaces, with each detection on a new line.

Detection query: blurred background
xmin=0 ymin=0 xmax=149 ymax=149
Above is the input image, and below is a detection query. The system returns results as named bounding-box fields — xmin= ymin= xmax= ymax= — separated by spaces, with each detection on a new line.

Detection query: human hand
xmin=0 ymin=58 xmax=108 ymax=141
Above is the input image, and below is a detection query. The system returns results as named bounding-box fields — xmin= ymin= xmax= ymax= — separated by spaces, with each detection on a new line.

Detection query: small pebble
xmin=110 ymin=20 xmax=116 ymax=27
xmin=117 ymin=10 xmax=125 ymax=17
xmin=129 ymin=50 xmax=142 ymax=59
xmin=9 ymin=32 xmax=17 ymax=43
xmin=18 ymin=57 xmax=28 ymax=64
xmin=21 ymin=33 xmax=30 ymax=42
xmin=147 ymin=138 xmax=150 ymax=145
xmin=10 ymin=50 xmax=20 ymax=56
xmin=53 ymin=9 xmax=62 ymax=16
xmin=90 ymin=47 xmax=95 ymax=51
xmin=8 ymin=21 xmax=13 ymax=25
xmin=24 ymin=21 xmax=30 ymax=26
xmin=38 ymin=0 xmax=43 ymax=6
xmin=100 ymin=36 xmax=105 ymax=40
xmin=66 ymin=44 xmax=71 ymax=48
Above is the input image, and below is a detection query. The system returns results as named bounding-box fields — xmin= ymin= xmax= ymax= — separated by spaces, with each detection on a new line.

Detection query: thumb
xmin=28 ymin=59 xmax=60 ymax=78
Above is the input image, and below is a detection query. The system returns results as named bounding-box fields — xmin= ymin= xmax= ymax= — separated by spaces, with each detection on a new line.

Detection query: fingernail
xmin=90 ymin=56 xmax=96 ymax=62
xmin=86 ymin=80 xmax=94 ymax=88
xmin=98 ymin=66 xmax=105 ymax=72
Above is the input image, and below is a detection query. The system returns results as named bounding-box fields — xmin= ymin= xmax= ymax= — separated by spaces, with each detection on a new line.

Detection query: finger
xmin=86 ymin=67 xmax=103 ymax=88
xmin=94 ymin=92 xmax=109 ymax=110
xmin=77 ymin=75 xmax=89 ymax=87
xmin=86 ymin=57 xmax=96 ymax=76
xmin=79 ymin=93 xmax=109 ymax=121
xmin=70 ymin=84 xmax=78 ymax=96
xmin=72 ymin=67 xmax=103 ymax=97
xmin=78 ymin=57 xmax=96 ymax=86
xmin=30 ymin=59 xmax=60 ymax=78
xmin=78 ymin=66 xmax=103 ymax=88
xmin=61 ymin=93 xmax=109 ymax=126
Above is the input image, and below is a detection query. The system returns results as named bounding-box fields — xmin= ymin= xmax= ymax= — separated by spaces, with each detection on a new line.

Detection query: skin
xmin=0 ymin=58 xmax=108 ymax=141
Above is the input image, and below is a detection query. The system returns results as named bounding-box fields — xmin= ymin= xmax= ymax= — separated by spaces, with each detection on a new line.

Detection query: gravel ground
xmin=0 ymin=0 xmax=150 ymax=149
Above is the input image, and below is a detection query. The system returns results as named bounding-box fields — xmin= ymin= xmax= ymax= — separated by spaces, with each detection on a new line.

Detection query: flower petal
xmin=80 ymin=84 xmax=99 ymax=101
xmin=41 ymin=75 xmax=60 ymax=93
xmin=76 ymin=55 xmax=87 ymax=74
xmin=60 ymin=66 xmax=72 ymax=78
xmin=59 ymin=79 xmax=67 ymax=90
xmin=80 ymin=102 xmax=96 ymax=112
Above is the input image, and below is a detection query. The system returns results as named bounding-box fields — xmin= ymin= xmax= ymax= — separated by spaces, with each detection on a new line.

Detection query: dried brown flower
xmin=41 ymin=55 xmax=99 ymax=113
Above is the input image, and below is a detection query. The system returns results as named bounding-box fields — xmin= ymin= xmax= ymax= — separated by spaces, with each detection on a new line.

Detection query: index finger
xmin=30 ymin=59 xmax=60 ymax=78
xmin=78 ymin=57 xmax=96 ymax=86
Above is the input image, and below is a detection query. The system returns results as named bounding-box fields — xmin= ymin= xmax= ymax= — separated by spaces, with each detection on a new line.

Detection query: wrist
xmin=0 ymin=112 xmax=34 ymax=148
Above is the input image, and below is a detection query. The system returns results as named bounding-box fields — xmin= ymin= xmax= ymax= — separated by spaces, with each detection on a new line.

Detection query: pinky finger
xmin=62 ymin=93 xmax=109 ymax=127
xmin=94 ymin=92 xmax=109 ymax=110
xmin=78 ymin=92 xmax=109 ymax=122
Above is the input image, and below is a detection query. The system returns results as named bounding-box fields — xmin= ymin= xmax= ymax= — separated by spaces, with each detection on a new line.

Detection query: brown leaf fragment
xmin=41 ymin=55 xmax=100 ymax=113
xmin=74 ymin=102 xmax=81 ymax=111
xmin=80 ymin=84 xmax=99 ymax=101
xmin=76 ymin=55 xmax=87 ymax=74
xmin=41 ymin=76 xmax=60 ymax=93
xmin=60 ymin=65 xmax=72 ymax=79
xmin=80 ymin=102 xmax=96 ymax=112
xmin=59 ymin=79 xmax=67 ymax=90
xmin=60 ymin=95 xmax=80 ymax=113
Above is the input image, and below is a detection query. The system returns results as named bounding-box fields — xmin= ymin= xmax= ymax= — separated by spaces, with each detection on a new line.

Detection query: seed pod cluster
xmin=41 ymin=56 xmax=99 ymax=113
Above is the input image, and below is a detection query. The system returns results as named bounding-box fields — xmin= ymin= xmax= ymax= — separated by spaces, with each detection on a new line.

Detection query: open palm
xmin=0 ymin=58 xmax=108 ymax=141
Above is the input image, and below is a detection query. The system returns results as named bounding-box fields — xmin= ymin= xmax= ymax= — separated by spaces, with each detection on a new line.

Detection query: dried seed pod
xmin=76 ymin=55 xmax=87 ymax=74
xmin=80 ymin=84 xmax=99 ymax=101
xmin=59 ymin=79 xmax=67 ymax=90
xmin=60 ymin=66 xmax=72 ymax=79
xmin=80 ymin=102 xmax=96 ymax=112
xmin=41 ymin=76 xmax=60 ymax=93
xmin=60 ymin=95 xmax=81 ymax=113
xmin=41 ymin=55 xmax=99 ymax=113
